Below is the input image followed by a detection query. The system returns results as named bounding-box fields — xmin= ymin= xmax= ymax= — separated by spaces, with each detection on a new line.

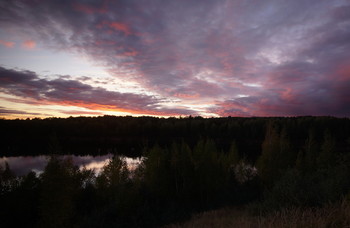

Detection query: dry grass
xmin=164 ymin=199 xmax=350 ymax=228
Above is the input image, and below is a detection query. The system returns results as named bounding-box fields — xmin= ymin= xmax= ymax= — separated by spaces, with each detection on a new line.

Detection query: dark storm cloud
xmin=0 ymin=66 xmax=196 ymax=115
xmin=1 ymin=0 xmax=350 ymax=116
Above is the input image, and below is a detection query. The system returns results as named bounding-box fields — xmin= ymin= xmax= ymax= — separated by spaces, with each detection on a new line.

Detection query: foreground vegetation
xmin=1 ymin=116 xmax=350 ymax=227
xmin=166 ymin=199 xmax=350 ymax=228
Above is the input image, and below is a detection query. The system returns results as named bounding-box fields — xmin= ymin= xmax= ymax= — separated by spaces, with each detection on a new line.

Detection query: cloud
xmin=72 ymin=1 xmax=108 ymax=14
xmin=0 ymin=0 xmax=350 ymax=117
xmin=22 ymin=40 xmax=36 ymax=49
xmin=0 ymin=106 xmax=42 ymax=116
xmin=105 ymin=21 xmax=133 ymax=36
xmin=0 ymin=40 xmax=15 ymax=48
xmin=60 ymin=110 xmax=105 ymax=116
xmin=0 ymin=66 xmax=196 ymax=116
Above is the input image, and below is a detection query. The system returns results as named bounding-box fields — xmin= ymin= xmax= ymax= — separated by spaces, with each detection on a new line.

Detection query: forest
xmin=1 ymin=116 xmax=350 ymax=227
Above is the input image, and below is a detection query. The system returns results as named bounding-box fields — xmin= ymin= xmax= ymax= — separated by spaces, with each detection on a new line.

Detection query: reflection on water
xmin=0 ymin=155 xmax=143 ymax=176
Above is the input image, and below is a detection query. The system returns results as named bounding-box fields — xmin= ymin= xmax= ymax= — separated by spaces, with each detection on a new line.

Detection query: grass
xmin=164 ymin=199 xmax=350 ymax=228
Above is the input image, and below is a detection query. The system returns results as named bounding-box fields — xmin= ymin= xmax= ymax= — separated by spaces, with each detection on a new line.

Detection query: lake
xmin=0 ymin=154 xmax=143 ymax=176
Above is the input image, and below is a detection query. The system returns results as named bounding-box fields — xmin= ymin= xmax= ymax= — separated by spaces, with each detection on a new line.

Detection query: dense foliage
xmin=1 ymin=116 xmax=350 ymax=227
xmin=1 ymin=115 xmax=350 ymax=158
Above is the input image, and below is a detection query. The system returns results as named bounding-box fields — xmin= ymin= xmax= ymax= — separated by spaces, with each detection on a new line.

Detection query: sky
xmin=0 ymin=0 xmax=350 ymax=119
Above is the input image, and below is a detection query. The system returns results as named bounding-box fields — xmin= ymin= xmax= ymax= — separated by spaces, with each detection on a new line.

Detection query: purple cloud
xmin=0 ymin=66 xmax=197 ymax=116
xmin=0 ymin=106 xmax=43 ymax=116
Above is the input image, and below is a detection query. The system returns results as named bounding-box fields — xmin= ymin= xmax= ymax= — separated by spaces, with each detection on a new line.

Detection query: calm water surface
xmin=0 ymin=154 xmax=143 ymax=176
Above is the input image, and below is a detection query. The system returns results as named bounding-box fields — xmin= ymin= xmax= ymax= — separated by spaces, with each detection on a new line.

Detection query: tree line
xmin=1 ymin=115 xmax=350 ymax=159
xmin=1 ymin=116 xmax=350 ymax=227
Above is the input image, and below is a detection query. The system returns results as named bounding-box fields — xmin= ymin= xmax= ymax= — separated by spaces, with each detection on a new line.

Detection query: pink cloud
xmin=334 ymin=61 xmax=350 ymax=81
xmin=173 ymin=93 xmax=200 ymax=99
xmin=109 ymin=22 xmax=132 ymax=36
xmin=123 ymin=50 xmax=138 ymax=57
xmin=73 ymin=2 xmax=108 ymax=14
xmin=0 ymin=40 xmax=15 ymax=48
xmin=22 ymin=40 xmax=36 ymax=49
xmin=97 ymin=21 xmax=133 ymax=36
xmin=94 ymin=40 xmax=117 ymax=46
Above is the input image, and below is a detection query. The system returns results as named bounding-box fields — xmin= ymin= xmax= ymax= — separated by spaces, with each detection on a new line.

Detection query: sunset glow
xmin=0 ymin=0 xmax=349 ymax=118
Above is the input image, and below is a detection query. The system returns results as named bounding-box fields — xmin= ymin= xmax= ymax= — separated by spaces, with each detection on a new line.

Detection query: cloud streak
xmin=0 ymin=67 xmax=196 ymax=116
xmin=0 ymin=106 xmax=43 ymax=116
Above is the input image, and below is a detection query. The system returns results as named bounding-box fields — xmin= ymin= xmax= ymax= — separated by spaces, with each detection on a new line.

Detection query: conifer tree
xmin=143 ymin=145 xmax=173 ymax=199
xmin=38 ymin=157 xmax=81 ymax=228
xmin=279 ymin=127 xmax=295 ymax=169
xmin=257 ymin=122 xmax=280 ymax=186
xmin=317 ymin=130 xmax=336 ymax=169
xmin=193 ymin=139 xmax=221 ymax=205
xmin=304 ymin=129 xmax=319 ymax=172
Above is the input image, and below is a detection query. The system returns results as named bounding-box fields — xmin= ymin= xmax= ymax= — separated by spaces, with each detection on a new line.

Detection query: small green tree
xmin=303 ymin=130 xmax=319 ymax=172
xmin=257 ymin=122 xmax=280 ymax=186
xmin=317 ymin=130 xmax=336 ymax=169
xmin=224 ymin=141 xmax=240 ymax=169
xmin=220 ymin=141 xmax=240 ymax=192
xmin=295 ymin=150 xmax=305 ymax=172
xmin=279 ymin=127 xmax=295 ymax=169
xmin=169 ymin=141 xmax=194 ymax=200
xmin=143 ymin=145 xmax=173 ymax=200
xmin=193 ymin=139 xmax=222 ymax=205
xmin=94 ymin=156 xmax=135 ymax=226
xmin=38 ymin=156 xmax=82 ymax=228
xmin=96 ymin=156 xmax=128 ymax=190
xmin=0 ymin=162 xmax=17 ymax=195
xmin=257 ymin=124 xmax=295 ymax=187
